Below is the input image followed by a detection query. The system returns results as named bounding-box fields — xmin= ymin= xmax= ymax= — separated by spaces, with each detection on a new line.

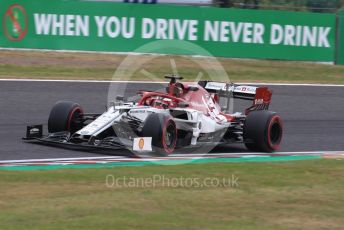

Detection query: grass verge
xmin=0 ymin=159 xmax=343 ymax=229
xmin=0 ymin=50 xmax=344 ymax=83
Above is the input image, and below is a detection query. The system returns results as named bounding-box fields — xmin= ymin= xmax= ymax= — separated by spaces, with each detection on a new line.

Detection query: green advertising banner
xmin=337 ymin=10 xmax=344 ymax=65
xmin=0 ymin=0 xmax=337 ymax=61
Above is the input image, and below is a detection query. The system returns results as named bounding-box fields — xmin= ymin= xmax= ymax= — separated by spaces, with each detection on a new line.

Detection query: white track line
xmin=1 ymin=78 xmax=344 ymax=87
xmin=0 ymin=156 xmax=126 ymax=164
xmin=0 ymin=79 xmax=166 ymax=84
xmin=171 ymin=151 xmax=344 ymax=157
xmin=1 ymin=151 xmax=343 ymax=164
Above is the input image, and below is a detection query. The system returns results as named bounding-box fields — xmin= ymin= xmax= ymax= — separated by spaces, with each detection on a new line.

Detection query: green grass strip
xmin=0 ymin=155 xmax=321 ymax=171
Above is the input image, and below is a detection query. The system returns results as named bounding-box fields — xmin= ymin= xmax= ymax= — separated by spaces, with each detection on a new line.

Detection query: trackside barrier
xmin=336 ymin=10 xmax=344 ymax=65
xmin=0 ymin=0 xmax=338 ymax=62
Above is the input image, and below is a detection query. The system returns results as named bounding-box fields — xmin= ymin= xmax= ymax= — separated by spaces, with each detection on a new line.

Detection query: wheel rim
xmin=270 ymin=122 xmax=281 ymax=144
xmin=163 ymin=120 xmax=177 ymax=153
xmin=67 ymin=107 xmax=83 ymax=133
xmin=268 ymin=117 xmax=282 ymax=149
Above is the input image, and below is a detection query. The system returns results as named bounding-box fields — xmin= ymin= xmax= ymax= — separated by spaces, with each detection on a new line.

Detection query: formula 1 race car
xmin=24 ymin=75 xmax=283 ymax=156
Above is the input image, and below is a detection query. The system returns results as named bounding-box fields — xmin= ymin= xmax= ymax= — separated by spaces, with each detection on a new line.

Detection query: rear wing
xmin=198 ymin=81 xmax=272 ymax=114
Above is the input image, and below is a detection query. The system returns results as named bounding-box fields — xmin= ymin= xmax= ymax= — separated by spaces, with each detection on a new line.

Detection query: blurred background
xmin=103 ymin=0 xmax=344 ymax=13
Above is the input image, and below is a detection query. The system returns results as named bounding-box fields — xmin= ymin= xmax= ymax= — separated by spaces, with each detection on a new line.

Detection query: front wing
xmin=23 ymin=125 xmax=137 ymax=156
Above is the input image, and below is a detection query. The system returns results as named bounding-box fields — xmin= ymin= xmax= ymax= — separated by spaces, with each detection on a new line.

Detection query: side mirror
xmin=188 ymin=86 xmax=199 ymax=91
xmin=116 ymin=95 xmax=125 ymax=101
xmin=178 ymin=102 xmax=189 ymax=108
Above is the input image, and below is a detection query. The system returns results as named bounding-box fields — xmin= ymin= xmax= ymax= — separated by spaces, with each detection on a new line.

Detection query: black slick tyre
xmin=141 ymin=113 xmax=177 ymax=156
xmin=243 ymin=110 xmax=283 ymax=152
xmin=48 ymin=101 xmax=84 ymax=134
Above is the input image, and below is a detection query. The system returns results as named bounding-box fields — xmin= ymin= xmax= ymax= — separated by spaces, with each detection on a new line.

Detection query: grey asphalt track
xmin=1 ymin=80 xmax=344 ymax=160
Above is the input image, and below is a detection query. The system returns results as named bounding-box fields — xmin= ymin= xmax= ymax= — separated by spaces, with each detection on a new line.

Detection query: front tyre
xmin=48 ymin=101 xmax=84 ymax=134
xmin=141 ymin=113 xmax=177 ymax=156
xmin=243 ymin=111 xmax=283 ymax=152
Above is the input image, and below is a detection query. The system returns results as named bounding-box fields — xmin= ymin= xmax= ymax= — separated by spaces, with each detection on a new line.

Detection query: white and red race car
xmin=25 ymin=75 xmax=283 ymax=156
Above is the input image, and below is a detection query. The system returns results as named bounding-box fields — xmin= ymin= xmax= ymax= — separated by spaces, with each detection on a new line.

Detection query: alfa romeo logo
xmin=3 ymin=4 xmax=28 ymax=41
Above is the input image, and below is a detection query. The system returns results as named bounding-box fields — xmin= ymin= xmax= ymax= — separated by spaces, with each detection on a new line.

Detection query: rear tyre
xmin=243 ymin=111 xmax=283 ymax=152
xmin=48 ymin=101 xmax=84 ymax=134
xmin=141 ymin=113 xmax=177 ymax=156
